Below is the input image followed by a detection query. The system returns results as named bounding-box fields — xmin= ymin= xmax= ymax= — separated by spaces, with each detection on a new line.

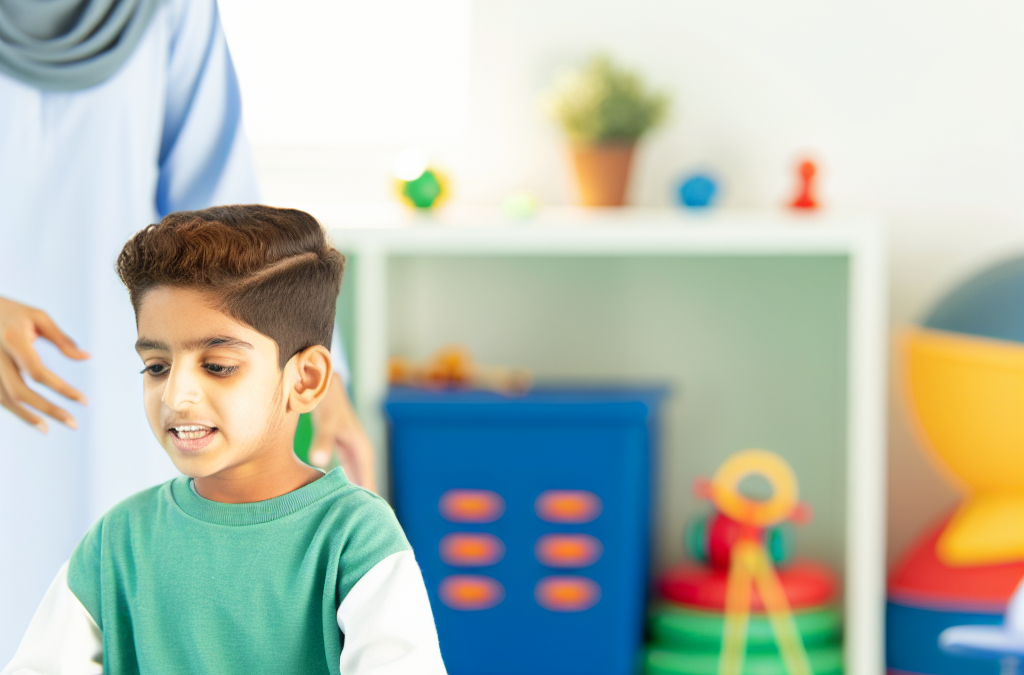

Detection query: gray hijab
xmin=0 ymin=0 xmax=162 ymax=91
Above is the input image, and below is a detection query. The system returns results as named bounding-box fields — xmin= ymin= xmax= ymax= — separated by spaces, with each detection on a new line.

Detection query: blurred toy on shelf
xmin=386 ymin=386 xmax=667 ymax=675
xmin=888 ymin=254 xmax=1024 ymax=675
xmin=501 ymin=191 xmax=540 ymax=220
xmin=388 ymin=345 xmax=532 ymax=394
xmin=677 ymin=174 xmax=718 ymax=209
xmin=645 ymin=449 xmax=843 ymax=675
xmin=938 ymin=576 xmax=1024 ymax=673
xmin=789 ymin=159 xmax=819 ymax=210
xmin=393 ymin=147 xmax=449 ymax=209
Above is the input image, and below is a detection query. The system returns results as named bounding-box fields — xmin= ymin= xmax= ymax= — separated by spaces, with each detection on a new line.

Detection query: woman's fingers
xmin=32 ymin=311 xmax=90 ymax=361
xmin=0 ymin=298 xmax=88 ymax=430
xmin=8 ymin=333 xmax=88 ymax=404
xmin=13 ymin=381 xmax=77 ymax=429
xmin=308 ymin=376 xmax=378 ymax=492
xmin=337 ymin=439 xmax=375 ymax=492
xmin=308 ymin=428 xmax=370 ymax=488
xmin=307 ymin=431 xmax=335 ymax=470
xmin=1 ymin=337 xmax=81 ymax=428
xmin=0 ymin=390 xmax=48 ymax=433
xmin=0 ymin=353 xmax=49 ymax=432
xmin=332 ymin=425 xmax=376 ymax=493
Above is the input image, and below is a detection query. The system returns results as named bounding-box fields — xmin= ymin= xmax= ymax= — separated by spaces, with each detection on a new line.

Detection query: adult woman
xmin=0 ymin=0 xmax=373 ymax=658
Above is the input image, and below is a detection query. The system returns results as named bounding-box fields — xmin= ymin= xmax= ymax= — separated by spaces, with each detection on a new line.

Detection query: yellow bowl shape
xmin=905 ymin=327 xmax=1024 ymax=565
xmin=906 ymin=327 xmax=1024 ymax=491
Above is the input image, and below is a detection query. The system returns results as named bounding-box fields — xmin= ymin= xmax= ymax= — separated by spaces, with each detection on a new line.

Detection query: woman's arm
xmin=156 ymin=0 xmax=260 ymax=215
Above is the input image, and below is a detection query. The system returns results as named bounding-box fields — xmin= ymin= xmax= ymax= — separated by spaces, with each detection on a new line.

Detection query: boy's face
xmin=135 ymin=286 xmax=291 ymax=478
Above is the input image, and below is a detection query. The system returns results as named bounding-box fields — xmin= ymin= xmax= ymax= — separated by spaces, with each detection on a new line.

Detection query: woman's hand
xmin=308 ymin=374 xmax=377 ymax=492
xmin=0 ymin=297 xmax=90 ymax=432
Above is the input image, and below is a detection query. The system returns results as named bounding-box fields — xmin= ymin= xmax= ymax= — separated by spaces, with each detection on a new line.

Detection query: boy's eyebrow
xmin=135 ymin=336 xmax=255 ymax=352
xmin=135 ymin=338 xmax=169 ymax=352
xmin=184 ymin=336 xmax=255 ymax=352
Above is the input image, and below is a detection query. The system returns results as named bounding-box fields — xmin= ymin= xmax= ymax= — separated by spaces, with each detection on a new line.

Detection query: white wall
xmin=246 ymin=0 xmax=1024 ymax=567
xmin=218 ymin=0 xmax=471 ymax=146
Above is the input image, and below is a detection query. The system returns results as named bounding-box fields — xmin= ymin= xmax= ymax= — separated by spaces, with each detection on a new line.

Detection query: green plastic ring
xmin=649 ymin=604 xmax=841 ymax=651
xmin=645 ymin=644 xmax=843 ymax=675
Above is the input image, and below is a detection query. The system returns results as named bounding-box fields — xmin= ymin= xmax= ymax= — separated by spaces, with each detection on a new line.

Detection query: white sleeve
xmin=337 ymin=550 xmax=447 ymax=675
xmin=1 ymin=562 xmax=102 ymax=675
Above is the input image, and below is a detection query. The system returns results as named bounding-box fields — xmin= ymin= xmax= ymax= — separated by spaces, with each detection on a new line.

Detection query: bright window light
xmin=218 ymin=0 xmax=471 ymax=146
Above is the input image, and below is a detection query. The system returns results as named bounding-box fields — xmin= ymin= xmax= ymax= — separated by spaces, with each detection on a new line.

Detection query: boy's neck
xmin=192 ymin=451 xmax=325 ymax=504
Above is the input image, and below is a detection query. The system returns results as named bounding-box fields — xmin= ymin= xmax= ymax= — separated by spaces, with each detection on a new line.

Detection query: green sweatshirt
xmin=61 ymin=468 xmax=413 ymax=674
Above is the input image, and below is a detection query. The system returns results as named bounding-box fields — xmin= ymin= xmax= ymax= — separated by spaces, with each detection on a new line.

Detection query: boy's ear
xmin=286 ymin=345 xmax=334 ymax=414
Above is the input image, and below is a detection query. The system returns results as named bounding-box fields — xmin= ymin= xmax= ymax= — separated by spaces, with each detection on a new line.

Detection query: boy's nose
xmin=161 ymin=365 xmax=202 ymax=409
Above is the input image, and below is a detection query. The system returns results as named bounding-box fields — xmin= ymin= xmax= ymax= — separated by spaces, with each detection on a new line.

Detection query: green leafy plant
xmin=544 ymin=54 xmax=670 ymax=145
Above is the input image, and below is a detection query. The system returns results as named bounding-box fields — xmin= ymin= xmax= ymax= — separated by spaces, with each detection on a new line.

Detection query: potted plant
xmin=544 ymin=54 xmax=669 ymax=207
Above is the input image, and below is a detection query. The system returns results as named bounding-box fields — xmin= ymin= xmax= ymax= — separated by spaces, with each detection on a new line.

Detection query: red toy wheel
xmin=658 ymin=560 xmax=837 ymax=611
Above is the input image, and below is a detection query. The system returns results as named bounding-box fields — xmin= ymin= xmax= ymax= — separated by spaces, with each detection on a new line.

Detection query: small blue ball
xmin=678 ymin=174 xmax=718 ymax=208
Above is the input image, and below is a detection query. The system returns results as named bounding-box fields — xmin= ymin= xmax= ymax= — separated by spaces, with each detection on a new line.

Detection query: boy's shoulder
xmin=325 ymin=480 xmax=401 ymax=527
xmin=69 ymin=479 xmax=176 ymax=567
xmin=80 ymin=479 xmax=176 ymax=537
xmin=66 ymin=479 xmax=178 ymax=627
xmin=317 ymin=478 xmax=413 ymax=599
xmin=108 ymin=479 xmax=175 ymax=518
xmin=322 ymin=479 xmax=411 ymax=538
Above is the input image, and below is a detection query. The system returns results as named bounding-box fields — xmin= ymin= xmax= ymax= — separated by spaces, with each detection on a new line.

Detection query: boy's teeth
xmin=172 ymin=425 xmax=213 ymax=440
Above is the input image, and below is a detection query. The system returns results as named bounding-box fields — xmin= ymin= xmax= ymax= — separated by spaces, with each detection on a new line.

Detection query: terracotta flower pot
xmin=569 ymin=143 xmax=636 ymax=207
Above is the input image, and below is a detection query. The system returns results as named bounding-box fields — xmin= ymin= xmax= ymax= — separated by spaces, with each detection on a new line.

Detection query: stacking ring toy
xmin=644 ymin=644 xmax=843 ymax=675
xmin=648 ymin=604 xmax=842 ymax=651
xmin=709 ymin=449 xmax=798 ymax=528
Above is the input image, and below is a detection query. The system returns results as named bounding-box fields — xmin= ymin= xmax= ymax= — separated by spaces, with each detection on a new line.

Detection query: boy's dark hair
xmin=116 ymin=205 xmax=345 ymax=368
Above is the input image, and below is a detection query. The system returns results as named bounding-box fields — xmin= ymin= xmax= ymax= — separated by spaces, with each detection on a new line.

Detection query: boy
xmin=2 ymin=206 xmax=447 ymax=674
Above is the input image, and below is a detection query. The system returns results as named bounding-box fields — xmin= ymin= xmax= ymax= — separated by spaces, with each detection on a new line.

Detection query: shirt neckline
xmin=171 ymin=467 xmax=347 ymax=526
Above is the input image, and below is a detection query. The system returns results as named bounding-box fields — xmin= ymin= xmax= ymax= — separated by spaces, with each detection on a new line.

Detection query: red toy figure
xmin=789 ymin=159 xmax=819 ymax=210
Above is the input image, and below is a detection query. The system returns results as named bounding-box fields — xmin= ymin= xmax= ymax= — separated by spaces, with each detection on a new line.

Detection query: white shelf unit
xmin=314 ymin=206 xmax=887 ymax=675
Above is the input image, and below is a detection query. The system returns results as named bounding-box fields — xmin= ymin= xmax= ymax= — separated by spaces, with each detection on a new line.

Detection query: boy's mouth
xmin=168 ymin=424 xmax=218 ymax=453
xmin=171 ymin=425 xmax=216 ymax=440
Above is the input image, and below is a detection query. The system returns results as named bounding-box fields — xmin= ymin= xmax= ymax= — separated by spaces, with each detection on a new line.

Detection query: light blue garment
xmin=0 ymin=0 xmax=259 ymax=660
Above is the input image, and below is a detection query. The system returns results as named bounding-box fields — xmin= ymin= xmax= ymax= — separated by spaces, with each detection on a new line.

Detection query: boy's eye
xmin=141 ymin=364 xmax=168 ymax=377
xmin=203 ymin=363 xmax=238 ymax=376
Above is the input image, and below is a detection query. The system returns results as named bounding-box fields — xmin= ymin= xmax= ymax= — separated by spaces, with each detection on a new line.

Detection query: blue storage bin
xmin=386 ymin=386 xmax=666 ymax=675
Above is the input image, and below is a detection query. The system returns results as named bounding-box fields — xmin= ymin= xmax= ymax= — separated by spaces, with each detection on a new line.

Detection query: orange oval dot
xmin=439 ymin=575 xmax=505 ymax=611
xmin=439 ymin=489 xmax=505 ymax=523
xmin=440 ymin=533 xmax=506 ymax=567
xmin=535 ymin=534 xmax=603 ymax=568
xmin=535 ymin=576 xmax=601 ymax=612
xmin=535 ymin=490 xmax=603 ymax=524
